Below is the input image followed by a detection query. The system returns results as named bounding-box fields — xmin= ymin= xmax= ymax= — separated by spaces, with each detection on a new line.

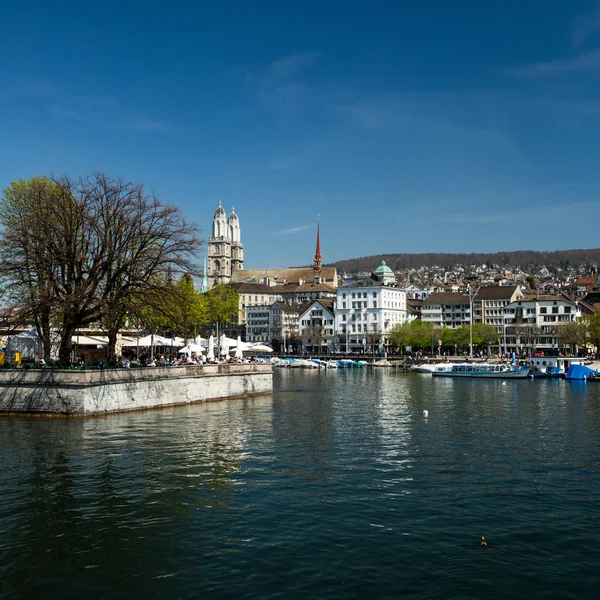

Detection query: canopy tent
xmin=121 ymin=335 xmax=185 ymax=347
xmin=178 ymin=343 xmax=205 ymax=355
xmin=72 ymin=335 xmax=108 ymax=346
xmin=248 ymin=344 xmax=273 ymax=353
xmin=5 ymin=329 xmax=44 ymax=360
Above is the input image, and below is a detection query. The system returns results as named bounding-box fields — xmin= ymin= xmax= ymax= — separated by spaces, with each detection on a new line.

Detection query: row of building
xmin=204 ymin=204 xmax=593 ymax=355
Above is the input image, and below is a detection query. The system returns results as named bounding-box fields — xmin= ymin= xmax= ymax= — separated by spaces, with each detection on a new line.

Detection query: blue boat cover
xmin=564 ymin=364 xmax=598 ymax=380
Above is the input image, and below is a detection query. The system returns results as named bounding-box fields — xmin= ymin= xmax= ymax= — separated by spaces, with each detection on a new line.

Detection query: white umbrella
xmin=220 ymin=333 xmax=228 ymax=356
xmin=235 ymin=336 xmax=244 ymax=359
xmin=207 ymin=335 xmax=215 ymax=360
xmin=178 ymin=343 xmax=205 ymax=355
xmin=250 ymin=344 xmax=273 ymax=353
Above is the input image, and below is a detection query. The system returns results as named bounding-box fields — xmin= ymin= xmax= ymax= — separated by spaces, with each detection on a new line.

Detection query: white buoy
xmin=423 ymin=409 xmax=429 ymax=418
xmin=502 ymin=382 xmax=507 ymax=386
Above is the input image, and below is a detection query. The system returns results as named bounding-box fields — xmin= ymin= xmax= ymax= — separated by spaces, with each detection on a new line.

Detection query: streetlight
xmin=468 ymin=285 xmax=481 ymax=359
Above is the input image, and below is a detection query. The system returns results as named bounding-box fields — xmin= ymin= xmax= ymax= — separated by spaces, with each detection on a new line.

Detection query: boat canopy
xmin=564 ymin=364 xmax=599 ymax=380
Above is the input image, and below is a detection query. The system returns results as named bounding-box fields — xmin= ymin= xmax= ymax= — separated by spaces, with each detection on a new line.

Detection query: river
xmin=1 ymin=369 xmax=599 ymax=599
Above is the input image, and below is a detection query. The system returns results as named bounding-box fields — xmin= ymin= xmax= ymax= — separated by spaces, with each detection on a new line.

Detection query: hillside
xmin=328 ymin=249 xmax=600 ymax=274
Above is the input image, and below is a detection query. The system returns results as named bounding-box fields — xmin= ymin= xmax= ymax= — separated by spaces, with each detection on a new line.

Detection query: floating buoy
xmin=423 ymin=410 xmax=428 ymax=418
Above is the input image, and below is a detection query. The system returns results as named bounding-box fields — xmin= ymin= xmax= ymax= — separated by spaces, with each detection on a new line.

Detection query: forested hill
xmin=329 ymin=249 xmax=600 ymax=274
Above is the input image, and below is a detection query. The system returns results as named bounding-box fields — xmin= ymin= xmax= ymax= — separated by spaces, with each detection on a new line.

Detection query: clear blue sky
xmin=2 ymin=1 xmax=600 ymax=269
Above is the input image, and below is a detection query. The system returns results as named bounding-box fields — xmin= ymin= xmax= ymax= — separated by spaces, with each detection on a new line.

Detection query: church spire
xmin=313 ymin=215 xmax=322 ymax=283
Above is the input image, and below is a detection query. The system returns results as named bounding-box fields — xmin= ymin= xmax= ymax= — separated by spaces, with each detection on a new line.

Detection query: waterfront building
xmin=299 ymin=300 xmax=335 ymax=354
xmin=270 ymin=302 xmax=304 ymax=353
xmin=207 ymin=202 xmax=244 ymax=288
xmin=472 ymin=285 xmax=523 ymax=324
xmin=503 ymin=294 xmax=581 ymax=355
xmin=226 ymin=282 xmax=283 ymax=340
xmin=334 ymin=262 xmax=408 ymax=354
xmin=421 ymin=292 xmax=471 ymax=328
xmin=246 ymin=305 xmax=272 ymax=344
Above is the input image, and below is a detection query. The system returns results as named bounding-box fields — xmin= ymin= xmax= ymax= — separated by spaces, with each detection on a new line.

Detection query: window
xmin=552 ymin=307 xmax=558 ymax=314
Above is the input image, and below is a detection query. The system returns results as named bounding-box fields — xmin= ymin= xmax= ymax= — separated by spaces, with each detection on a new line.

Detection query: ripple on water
xmin=0 ymin=372 xmax=599 ymax=599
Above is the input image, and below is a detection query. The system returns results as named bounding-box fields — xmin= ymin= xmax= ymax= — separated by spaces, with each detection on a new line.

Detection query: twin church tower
xmin=207 ymin=201 xmax=244 ymax=288
xmin=206 ymin=202 xmax=324 ymax=289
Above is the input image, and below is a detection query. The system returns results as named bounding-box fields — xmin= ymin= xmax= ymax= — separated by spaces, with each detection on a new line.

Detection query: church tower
xmin=313 ymin=216 xmax=322 ymax=284
xmin=207 ymin=202 xmax=244 ymax=288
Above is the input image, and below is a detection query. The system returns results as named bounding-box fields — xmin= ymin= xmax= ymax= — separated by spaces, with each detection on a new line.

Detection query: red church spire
xmin=314 ymin=215 xmax=322 ymax=275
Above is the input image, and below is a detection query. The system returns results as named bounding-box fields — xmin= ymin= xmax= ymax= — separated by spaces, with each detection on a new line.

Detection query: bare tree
xmin=0 ymin=174 xmax=202 ymax=364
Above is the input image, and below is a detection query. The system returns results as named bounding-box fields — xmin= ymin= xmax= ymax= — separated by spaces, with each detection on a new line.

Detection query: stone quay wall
xmin=0 ymin=363 xmax=273 ymax=416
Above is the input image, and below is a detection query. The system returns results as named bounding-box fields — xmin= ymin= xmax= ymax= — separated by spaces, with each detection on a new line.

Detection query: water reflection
xmin=1 ymin=374 xmax=599 ymax=599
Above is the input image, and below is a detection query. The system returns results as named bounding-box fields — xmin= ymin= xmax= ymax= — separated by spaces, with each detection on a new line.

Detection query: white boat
xmin=372 ymin=359 xmax=392 ymax=368
xmin=325 ymin=361 xmax=338 ymax=369
xmin=526 ymin=356 xmax=586 ymax=377
xmin=411 ymin=362 xmax=449 ymax=373
xmin=432 ymin=362 xmax=530 ymax=379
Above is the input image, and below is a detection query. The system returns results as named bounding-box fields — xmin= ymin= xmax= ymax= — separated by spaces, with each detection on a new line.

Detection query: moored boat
xmin=411 ymin=362 xmax=450 ymax=374
xmin=432 ymin=362 xmax=530 ymax=379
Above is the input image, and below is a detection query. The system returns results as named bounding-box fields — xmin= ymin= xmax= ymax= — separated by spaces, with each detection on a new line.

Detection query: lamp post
xmin=468 ymin=285 xmax=480 ymax=359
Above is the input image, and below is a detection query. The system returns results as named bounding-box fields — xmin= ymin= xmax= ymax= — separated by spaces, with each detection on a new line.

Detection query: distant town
xmin=206 ymin=204 xmax=600 ymax=358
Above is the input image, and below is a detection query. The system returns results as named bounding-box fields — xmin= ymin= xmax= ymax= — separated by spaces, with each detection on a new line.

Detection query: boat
xmin=411 ymin=362 xmax=450 ymax=374
xmin=372 ymin=359 xmax=392 ymax=367
xmin=564 ymin=364 xmax=599 ymax=380
xmin=432 ymin=362 xmax=530 ymax=379
xmin=337 ymin=360 xmax=353 ymax=368
xmin=526 ymin=356 xmax=587 ymax=378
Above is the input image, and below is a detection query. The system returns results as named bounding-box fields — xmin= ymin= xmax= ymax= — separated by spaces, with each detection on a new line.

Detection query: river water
xmin=1 ymin=369 xmax=599 ymax=599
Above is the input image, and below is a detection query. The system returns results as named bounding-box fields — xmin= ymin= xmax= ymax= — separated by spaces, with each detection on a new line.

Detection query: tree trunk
xmin=107 ymin=328 xmax=119 ymax=364
xmin=58 ymin=324 xmax=77 ymax=365
xmin=34 ymin=309 xmax=53 ymax=361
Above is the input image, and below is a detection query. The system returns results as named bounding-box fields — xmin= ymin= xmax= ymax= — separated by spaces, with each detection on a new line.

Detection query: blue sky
xmin=2 ymin=1 xmax=600 ymax=269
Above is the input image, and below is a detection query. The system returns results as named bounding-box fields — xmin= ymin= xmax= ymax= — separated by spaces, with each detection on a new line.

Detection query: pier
xmin=0 ymin=363 xmax=272 ymax=416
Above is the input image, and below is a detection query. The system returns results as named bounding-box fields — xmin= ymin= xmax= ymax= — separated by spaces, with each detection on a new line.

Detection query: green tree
xmin=440 ymin=326 xmax=457 ymax=353
xmin=410 ymin=320 xmax=435 ymax=351
xmin=388 ymin=322 xmax=412 ymax=355
xmin=556 ymin=321 xmax=588 ymax=356
xmin=585 ymin=312 xmax=600 ymax=359
xmin=204 ymin=284 xmax=239 ymax=334
xmin=454 ymin=325 xmax=471 ymax=353
xmin=473 ymin=323 xmax=499 ymax=356
xmin=0 ymin=176 xmax=62 ymax=359
xmin=170 ymin=274 xmax=206 ymax=340
xmin=0 ymin=173 xmax=202 ymax=364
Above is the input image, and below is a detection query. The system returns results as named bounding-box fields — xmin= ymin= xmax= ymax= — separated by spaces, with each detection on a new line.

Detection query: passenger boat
xmin=411 ymin=362 xmax=450 ymax=374
xmin=432 ymin=362 xmax=530 ymax=379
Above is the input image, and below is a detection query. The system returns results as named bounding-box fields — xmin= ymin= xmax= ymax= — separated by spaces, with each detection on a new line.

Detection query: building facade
xmin=421 ymin=292 xmax=471 ymax=328
xmin=334 ymin=262 xmax=408 ymax=354
xmin=299 ymin=300 xmax=335 ymax=354
xmin=503 ymin=295 xmax=581 ymax=355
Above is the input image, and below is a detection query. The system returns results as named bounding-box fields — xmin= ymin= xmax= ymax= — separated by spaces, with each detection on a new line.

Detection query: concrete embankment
xmin=0 ymin=363 xmax=272 ymax=416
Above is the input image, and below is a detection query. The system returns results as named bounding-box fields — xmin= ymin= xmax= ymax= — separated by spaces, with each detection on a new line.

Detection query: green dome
xmin=374 ymin=261 xmax=394 ymax=276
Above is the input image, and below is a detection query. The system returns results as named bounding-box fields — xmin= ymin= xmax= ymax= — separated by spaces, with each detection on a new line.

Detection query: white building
xmin=334 ymin=262 xmax=408 ymax=354
xmin=299 ymin=300 xmax=335 ymax=354
xmin=421 ymin=292 xmax=471 ymax=328
xmin=503 ymin=294 xmax=581 ymax=355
